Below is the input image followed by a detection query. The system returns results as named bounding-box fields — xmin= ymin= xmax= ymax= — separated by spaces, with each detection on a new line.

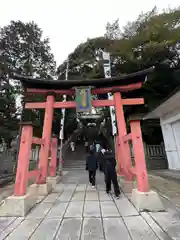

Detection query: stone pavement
xmin=0 ymin=184 xmax=13 ymax=203
xmin=149 ymin=174 xmax=180 ymax=209
xmin=0 ymin=170 xmax=180 ymax=240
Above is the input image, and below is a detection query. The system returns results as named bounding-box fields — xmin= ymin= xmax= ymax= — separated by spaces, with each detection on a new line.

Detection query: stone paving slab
xmin=0 ymin=217 xmax=24 ymax=240
xmin=29 ymin=218 xmax=61 ymax=240
xmin=5 ymin=219 xmax=42 ymax=240
xmin=1 ymin=170 xmax=180 ymax=239
xmin=124 ymin=215 xmax=160 ymax=239
xmin=149 ymin=173 xmax=180 ymax=209
xmin=81 ymin=218 xmax=104 ymax=240
xmin=103 ymin=217 xmax=131 ymax=240
xmin=76 ymin=184 xmax=86 ymax=191
xmin=85 ymin=191 xmax=99 ymax=201
xmin=0 ymin=217 xmax=16 ymax=233
xmin=71 ymin=191 xmax=85 ymax=201
xmin=141 ymin=212 xmax=172 ymax=240
xmin=150 ymin=211 xmax=180 ymax=239
xmin=100 ymin=201 xmax=120 ymax=217
xmin=42 ymin=193 xmax=60 ymax=203
xmin=83 ymin=201 xmax=101 ymax=217
xmin=65 ymin=201 xmax=84 ymax=218
xmin=57 ymin=190 xmax=74 ymax=202
xmin=26 ymin=202 xmax=53 ymax=219
xmin=99 ymin=191 xmax=113 ymax=201
xmin=55 ymin=218 xmax=82 ymax=240
xmin=46 ymin=202 xmax=68 ymax=218
xmin=65 ymin=184 xmax=77 ymax=191
xmin=114 ymin=196 xmax=139 ymax=217
xmin=52 ymin=183 xmax=66 ymax=193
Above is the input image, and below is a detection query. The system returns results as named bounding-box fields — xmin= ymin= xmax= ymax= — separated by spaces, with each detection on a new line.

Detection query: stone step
xmin=64 ymin=162 xmax=85 ymax=165
xmin=63 ymin=165 xmax=85 ymax=168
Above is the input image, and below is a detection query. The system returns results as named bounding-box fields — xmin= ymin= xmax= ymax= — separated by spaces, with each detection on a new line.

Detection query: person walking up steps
xmin=101 ymin=148 xmax=121 ymax=199
xmin=86 ymin=148 xmax=98 ymax=188
xmin=70 ymin=141 xmax=75 ymax=152
xmin=85 ymin=141 xmax=88 ymax=152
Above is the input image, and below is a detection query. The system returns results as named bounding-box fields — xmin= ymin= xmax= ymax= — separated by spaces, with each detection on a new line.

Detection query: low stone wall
xmin=0 ymin=149 xmax=16 ymax=174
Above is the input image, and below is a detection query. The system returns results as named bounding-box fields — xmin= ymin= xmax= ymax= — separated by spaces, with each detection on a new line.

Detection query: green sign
xmin=75 ymin=87 xmax=92 ymax=113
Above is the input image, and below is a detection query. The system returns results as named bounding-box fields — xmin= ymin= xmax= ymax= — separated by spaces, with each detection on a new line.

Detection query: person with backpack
xmin=101 ymin=148 xmax=121 ymax=199
xmin=86 ymin=148 xmax=98 ymax=188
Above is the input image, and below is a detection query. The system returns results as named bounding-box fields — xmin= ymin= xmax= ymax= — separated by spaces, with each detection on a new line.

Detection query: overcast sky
xmin=1 ymin=0 xmax=179 ymax=66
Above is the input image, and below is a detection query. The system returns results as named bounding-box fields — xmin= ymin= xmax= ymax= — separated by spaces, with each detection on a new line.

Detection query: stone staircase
xmin=63 ymin=144 xmax=86 ymax=170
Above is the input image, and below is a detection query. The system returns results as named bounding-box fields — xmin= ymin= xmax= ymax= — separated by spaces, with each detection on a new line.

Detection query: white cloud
xmin=0 ymin=0 xmax=179 ymax=65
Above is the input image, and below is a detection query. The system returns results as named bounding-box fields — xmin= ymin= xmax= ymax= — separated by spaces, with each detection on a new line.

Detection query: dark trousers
xmin=105 ymin=170 xmax=120 ymax=196
xmin=89 ymin=170 xmax=96 ymax=186
xmin=85 ymin=146 xmax=89 ymax=152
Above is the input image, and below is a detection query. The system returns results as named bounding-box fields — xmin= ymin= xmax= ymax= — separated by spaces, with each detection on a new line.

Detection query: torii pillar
xmin=37 ymin=94 xmax=55 ymax=184
xmin=129 ymin=115 xmax=164 ymax=212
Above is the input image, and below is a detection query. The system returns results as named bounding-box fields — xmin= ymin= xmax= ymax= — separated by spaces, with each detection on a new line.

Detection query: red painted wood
xmin=130 ymin=167 xmax=136 ymax=175
xmin=92 ymin=100 xmax=114 ymax=107
xmin=25 ymin=99 xmax=115 ymax=109
xmin=54 ymin=100 xmax=115 ymax=108
xmin=28 ymin=170 xmax=40 ymax=180
xmin=25 ymin=102 xmax=46 ymax=109
xmin=130 ymin=120 xmax=149 ymax=192
xmin=114 ymin=92 xmax=133 ymax=181
xmin=123 ymin=133 xmax=132 ymax=142
xmin=93 ymin=83 xmax=142 ymax=94
xmin=25 ymin=98 xmax=144 ymax=110
xmin=14 ymin=125 xmax=32 ymax=196
xmin=26 ymin=82 xmax=142 ymax=95
xmin=122 ymin=98 xmax=144 ymax=105
xmin=49 ymin=138 xmax=58 ymax=177
xmin=32 ymin=137 xmax=44 ymax=145
xmin=37 ymin=95 xmax=54 ymax=184
xmin=115 ymin=136 xmax=123 ymax=176
xmin=53 ymin=101 xmax=76 ymax=108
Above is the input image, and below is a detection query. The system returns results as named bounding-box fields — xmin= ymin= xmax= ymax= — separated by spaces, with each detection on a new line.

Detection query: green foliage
xmin=0 ymin=21 xmax=56 ymax=78
xmin=2 ymin=7 xmax=180 ymax=146
xmin=57 ymin=7 xmax=180 ymax=141
xmin=57 ymin=37 xmax=112 ymax=80
xmin=0 ymin=20 xmax=56 ymax=145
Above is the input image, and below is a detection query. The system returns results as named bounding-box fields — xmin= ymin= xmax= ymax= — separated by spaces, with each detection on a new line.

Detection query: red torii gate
xmin=13 ymin=67 xmax=153 ymax=196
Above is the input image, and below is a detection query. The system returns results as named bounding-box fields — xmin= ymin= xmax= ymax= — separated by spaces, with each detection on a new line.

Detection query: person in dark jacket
xmin=101 ymin=149 xmax=120 ymax=198
xmin=86 ymin=149 xmax=98 ymax=187
xmin=98 ymin=150 xmax=105 ymax=173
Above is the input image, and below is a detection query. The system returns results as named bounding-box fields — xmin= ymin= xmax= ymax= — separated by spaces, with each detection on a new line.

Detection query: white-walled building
xmin=144 ymin=88 xmax=180 ymax=170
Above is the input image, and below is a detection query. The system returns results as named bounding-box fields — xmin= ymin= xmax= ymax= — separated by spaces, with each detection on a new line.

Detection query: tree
xmin=57 ymin=37 xmax=112 ymax=80
xmin=108 ymin=7 xmax=180 ymax=109
xmin=57 ymin=7 xmax=180 ymax=143
xmin=0 ymin=80 xmax=17 ymax=147
xmin=105 ymin=19 xmax=121 ymax=40
xmin=0 ymin=21 xmax=56 ymax=78
xmin=0 ymin=20 xmax=56 ymax=145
